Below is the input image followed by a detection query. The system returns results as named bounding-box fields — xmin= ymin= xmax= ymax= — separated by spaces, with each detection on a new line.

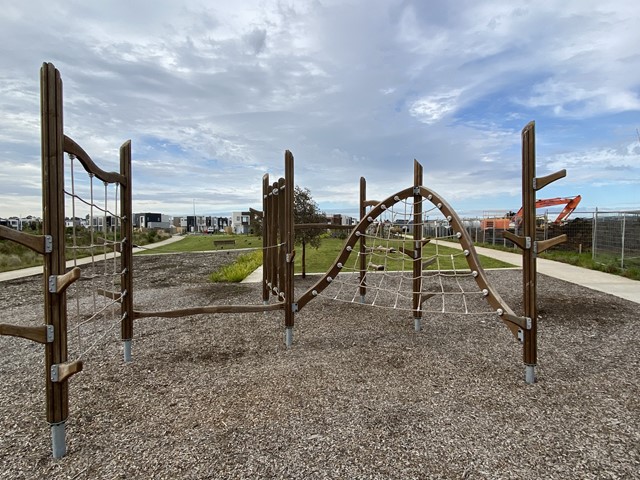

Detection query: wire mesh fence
xmin=426 ymin=210 xmax=640 ymax=272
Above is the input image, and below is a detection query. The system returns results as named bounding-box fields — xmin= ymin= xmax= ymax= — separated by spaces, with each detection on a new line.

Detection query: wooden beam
xmin=133 ymin=302 xmax=285 ymax=319
xmin=502 ymin=231 xmax=529 ymax=251
xmin=63 ymin=135 xmax=126 ymax=185
xmin=51 ymin=360 xmax=83 ymax=383
xmin=534 ymin=169 xmax=566 ymax=191
xmin=536 ymin=234 xmax=567 ymax=254
xmin=50 ymin=267 xmax=81 ymax=294
xmin=0 ymin=225 xmax=49 ymax=254
xmin=0 ymin=324 xmax=50 ymax=344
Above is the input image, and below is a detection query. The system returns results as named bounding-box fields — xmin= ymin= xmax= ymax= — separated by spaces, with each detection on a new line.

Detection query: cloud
xmin=0 ymin=0 xmax=638 ymax=220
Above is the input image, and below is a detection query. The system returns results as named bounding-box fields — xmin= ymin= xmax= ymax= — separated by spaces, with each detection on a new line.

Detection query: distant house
xmin=231 ymin=211 xmax=251 ymax=234
xmin=134 ymin=213 xmax=171 ymax=231
xmin=327 ymin=214 xmax=356 ymax=226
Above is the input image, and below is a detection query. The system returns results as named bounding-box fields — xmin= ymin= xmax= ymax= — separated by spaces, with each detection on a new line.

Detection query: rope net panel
xmin=64 ymin=154 xmax=126 ymax=361
xmin=314 ymin=195 xmax=497 ymax=316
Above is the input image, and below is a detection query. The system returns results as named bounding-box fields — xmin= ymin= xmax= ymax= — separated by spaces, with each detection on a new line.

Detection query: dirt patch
xmin=0 ymin=252 xmax=638 ymax=479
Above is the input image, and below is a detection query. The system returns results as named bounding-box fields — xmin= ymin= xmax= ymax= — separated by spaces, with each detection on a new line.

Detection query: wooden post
xmin=120 ymin=140 xmax=134 ymax=361
xmin=413 ymin=160 xmax=423 ymax=331
xmin=262 ymin=174 xmax=270 ymax=304
xmin=270 ymin=181 xmax=279 ymax=298
xmin=41 ymin=62 xmax=69 ymax=458
xmin=284 ymin=151 xmax=295 ymax=346
xmin=521 ymin=122 xmax=537 ymax=383
xmin=277 ymin=177 xmax=286 ymax=300
xmin=359 ymin=177 xmax=367 ymax=303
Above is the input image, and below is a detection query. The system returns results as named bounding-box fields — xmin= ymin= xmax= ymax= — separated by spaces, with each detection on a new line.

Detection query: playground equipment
xmin=0 ymin=62 xmax=571 ymax=458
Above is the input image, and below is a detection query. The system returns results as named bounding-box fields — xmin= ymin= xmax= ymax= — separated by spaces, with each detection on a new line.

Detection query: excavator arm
xmin=513 ymin=195 xmax=581 ymax=224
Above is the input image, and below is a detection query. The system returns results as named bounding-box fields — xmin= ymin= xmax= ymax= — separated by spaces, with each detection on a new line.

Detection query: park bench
xmin=213 ymin=239 xmax=236 ymax=247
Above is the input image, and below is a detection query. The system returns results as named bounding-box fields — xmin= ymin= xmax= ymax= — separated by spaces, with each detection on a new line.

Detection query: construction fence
xmin=424 ymin=210 xmax=640 ymax=271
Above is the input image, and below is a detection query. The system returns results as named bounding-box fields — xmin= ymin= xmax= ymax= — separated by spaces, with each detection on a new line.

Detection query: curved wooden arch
xmin=296 ymin=185 xmax=528 ymax=339
xmin=63 ymin=135 xmax=127 ymax=186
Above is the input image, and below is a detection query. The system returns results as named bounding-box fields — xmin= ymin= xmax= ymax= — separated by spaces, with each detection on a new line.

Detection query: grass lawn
xmin=295 ymin=237 xmax=514 ymax=274
xmin=140 ymin=234 xmax=513 ymax=279
xmin=136 ymin=234 xmax=262 ymax=254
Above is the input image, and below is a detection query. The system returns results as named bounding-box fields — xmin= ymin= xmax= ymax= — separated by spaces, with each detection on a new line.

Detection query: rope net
xmin=64 ymin=154 xmax=126 ymax=361
xmin=318 ymin=195 xmax=495 ymax=316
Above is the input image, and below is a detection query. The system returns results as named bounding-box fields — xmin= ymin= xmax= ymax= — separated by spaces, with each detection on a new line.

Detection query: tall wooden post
xmin=413 ymin=160 xmax=424 ymax=331
xmin=521 ymin=123 xmax=537 ymax=383
xmin=41 ymin=62 xmax=69 ymax=458
xmin=120 ymin=140 xmax=134 ymax=362
xmin=284 ymin=151 xmax=295 ymax=346
xmin=502 ymin=121 xmax=568 ymax=383
xmin=359 ymin=177 xmax=367 ymax=303
xmin=262 ymin=174 xmax=270 ymax=304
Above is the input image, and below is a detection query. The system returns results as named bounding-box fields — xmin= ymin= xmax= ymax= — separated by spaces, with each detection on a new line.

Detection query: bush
xmin=209 ymin=250 xmax=262 ymax=283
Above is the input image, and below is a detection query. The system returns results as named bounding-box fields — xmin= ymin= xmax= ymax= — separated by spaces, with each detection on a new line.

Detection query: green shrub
xmin=209 ymin=250 xmax=262 ymax=283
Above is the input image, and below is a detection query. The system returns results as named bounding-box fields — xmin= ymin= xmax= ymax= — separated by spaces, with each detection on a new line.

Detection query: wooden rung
xmin=133 ymin=302 xmax=285 ymax=319
xmin=362 ymin=200 xmax=379 ymax=207
xmin=420 ymin=293 xmax=436 ymax=303
xmin=0 ymin=225 xmax=49 ymax=254
xmin=368 ymin=263 xmax=385 ymax=271
xmin=502 ymin=313 xmax=529 ymax=330
xmin=502 ymin=231 xmax=528 ymax=250
xmin=535 ymin=169 xmax=566 ymax=191
xmin=50 ymin=267 xmax=81 ymax=294
xmin=0 ymin=324 xmax=50 ymax=344
xmin=51 ymin=360 xmax=83 ymax=383
xmin=536 ymin=234 xmax=568 ymax=254
xmin=422 ymin=257 xmax=437 ymax=269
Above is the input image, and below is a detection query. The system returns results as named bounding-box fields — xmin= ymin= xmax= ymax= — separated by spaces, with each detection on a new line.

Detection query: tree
xmin=294 ymin=186 xmax=326 ymax=278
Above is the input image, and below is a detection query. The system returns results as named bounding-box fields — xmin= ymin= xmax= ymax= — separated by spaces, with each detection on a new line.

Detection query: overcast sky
xmin=1 ymin=0 xmax=638 ymax=220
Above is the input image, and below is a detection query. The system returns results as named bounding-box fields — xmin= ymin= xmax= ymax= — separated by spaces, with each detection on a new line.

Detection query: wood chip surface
xmin=1 ymin=251 xmax=638 ymax=479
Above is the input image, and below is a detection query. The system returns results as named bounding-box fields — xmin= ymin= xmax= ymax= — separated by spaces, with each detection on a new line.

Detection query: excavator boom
xmin=513 ymin=195 xmax=581 ymax=224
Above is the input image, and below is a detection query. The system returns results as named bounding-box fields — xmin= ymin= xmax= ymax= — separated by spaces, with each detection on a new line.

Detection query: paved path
xmin=0 ymin=235 xmax=186 ymax=282
xmin=436 ymin=240 xmax=639 ymax=304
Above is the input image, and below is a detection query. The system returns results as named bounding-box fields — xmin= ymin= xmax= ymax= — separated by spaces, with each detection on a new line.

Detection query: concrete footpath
xmin=437 ymin=240 xmax=639 ymax=304
xmin=0 ymin=235 xmax=186 ymax=283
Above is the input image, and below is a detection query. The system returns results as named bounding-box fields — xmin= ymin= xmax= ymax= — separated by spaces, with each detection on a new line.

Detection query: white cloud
xmin=0 ymin=0 xmax=638 ymax=219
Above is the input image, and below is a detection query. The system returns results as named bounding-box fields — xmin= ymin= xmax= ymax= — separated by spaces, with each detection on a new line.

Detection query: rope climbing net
xmin=64 ymin=153 xmax=127 ymax=361
xmin=317 ymin=195 xmax=497 ymax=316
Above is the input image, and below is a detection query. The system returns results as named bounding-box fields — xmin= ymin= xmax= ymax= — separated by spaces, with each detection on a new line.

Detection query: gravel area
xmin=1 ymin=251 xmax=639 ymax=479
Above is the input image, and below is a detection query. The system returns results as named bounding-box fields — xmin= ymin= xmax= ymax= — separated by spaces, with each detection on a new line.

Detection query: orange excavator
xmin=513 ymin=195 xmax=582 ymax=225
xmin=481 ymin=195 xmax=581 ymax=230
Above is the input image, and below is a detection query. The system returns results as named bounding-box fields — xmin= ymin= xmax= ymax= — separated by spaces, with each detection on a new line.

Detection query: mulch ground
xmin=0 ymin=251 xmax=638 ymax=479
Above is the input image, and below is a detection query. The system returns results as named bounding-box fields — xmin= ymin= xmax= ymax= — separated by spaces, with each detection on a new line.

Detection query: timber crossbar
xmin=133 ymin=303 xmax=285 ymax=319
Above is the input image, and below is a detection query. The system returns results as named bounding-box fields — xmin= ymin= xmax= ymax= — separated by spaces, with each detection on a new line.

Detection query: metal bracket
xmin=413 ymin=186 xmax=420 ymax=195
xmin=48 ymin=275 xmax=56 ymax=293
xmin=46 ymin=324 xmax=54 ymax=343
xmin=517 ymin=329 xmax=524 ymax=343
xmin=525 ymin=317 xmax=532 ymax=330
xmin=50 ymin=364 xmax=59 ymax=382
xmin=532 ymin=178 xmax=537 ymax=190
xmin=525 ymin=236 xmax=532 ymax=249
xmin=44 ymin=235 xmax=53 ymax=253
xmin=292 ymin=303 xmax=298 ymax=313
xmin=533 ymin=241 xmax=538 ymax=255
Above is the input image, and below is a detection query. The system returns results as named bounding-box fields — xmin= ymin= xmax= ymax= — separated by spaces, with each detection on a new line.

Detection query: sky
xmin=0 ymin=0 xmax=639 ymax=221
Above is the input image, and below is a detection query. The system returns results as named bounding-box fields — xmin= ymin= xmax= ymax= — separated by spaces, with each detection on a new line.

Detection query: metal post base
xmin=360 ymin=295 xmax=365 ymax=304
xmin=414 ymin=318 xmax=421 ymax=332
xmin=525 ymin=365 xmax=536 ymax=384
xmin=123 ymin=340 xmax=132 ymax=363
xmin=51 ymin=421 xmax=66 ymax=459
xmin=285 ymin=327 xmax=293 ymax=348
